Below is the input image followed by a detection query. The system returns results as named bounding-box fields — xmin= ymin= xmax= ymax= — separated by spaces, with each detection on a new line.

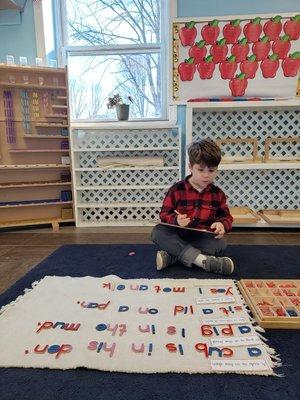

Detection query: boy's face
xmin=188 ymin=163 xmax=218 ymax=189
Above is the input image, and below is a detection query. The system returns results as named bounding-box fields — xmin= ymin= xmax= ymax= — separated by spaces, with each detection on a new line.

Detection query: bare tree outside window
xmin=65 ymin=0 xmax=163 ymax=120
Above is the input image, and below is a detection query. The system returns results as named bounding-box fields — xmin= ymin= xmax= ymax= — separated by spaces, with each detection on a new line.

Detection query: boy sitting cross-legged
xmin=151 ymin=138 xmax=234 ymax=275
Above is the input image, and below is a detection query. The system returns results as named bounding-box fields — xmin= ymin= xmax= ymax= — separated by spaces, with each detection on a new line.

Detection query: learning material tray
xmin=238 ymin=279 xmax=300 ymax=329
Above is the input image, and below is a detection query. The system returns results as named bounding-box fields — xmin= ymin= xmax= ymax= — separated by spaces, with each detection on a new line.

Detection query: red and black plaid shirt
xmin=159 ymin=175 xmax=233 ymax=232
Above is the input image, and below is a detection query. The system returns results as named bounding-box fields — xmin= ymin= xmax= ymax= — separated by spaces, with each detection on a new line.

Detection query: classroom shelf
xmin=71 ymin=126 xmax=181 ymax=226
xmin=187 ymin=99 xmax=300 ymax=111
xmin=0 ymin=164 xmax=70 ymax=169
xmin=23 ymin=135 xmax=69 ymax=139
xmin=76 ymin=185 xmax=169 ymax=190
xmin=186 ymin=101 xmax=300 ymax=228
xmin=77 ymin=202 xmax=162 ymax=209
xmin=0 ymin=64 xmax=66 ymax=74
xmin=0 ymin=218 xmax=74 ymax=230
xmin=0 ymin=119 xmax=67 ymax=123
xmin=0 ymin=181 xmax=71 ymax=189
xmin=35 ymin=123 xmax=69 ymax=127
xmin=0 ymin=66 xmax=73 ymax=231
xmin=9 ymin=149 xmax=69 ymax=153
xmin=0 ymin=83 xmax=67 ymax=90
xmin=45 ymin=114 xmax=68 ymax=118
xmin=73 ymin=146 xmax=179 ymax=152
xmin=0 ymin=200 xmax=72 ymax=208
xmin=219 ymin=161 xmax=300 ymax=170
xmin=74 ymin=166 xmax=178 ymax=172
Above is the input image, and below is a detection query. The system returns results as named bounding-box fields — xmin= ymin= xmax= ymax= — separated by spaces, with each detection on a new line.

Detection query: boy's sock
xmin=193 ymin=253 xmax=207 ymax=268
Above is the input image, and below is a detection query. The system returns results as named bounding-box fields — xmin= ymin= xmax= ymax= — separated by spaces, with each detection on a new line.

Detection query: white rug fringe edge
xmin=233 ymin=279 xmax=283 ymax=377
xmin=9 ymin=363 xmax=283 ymax=377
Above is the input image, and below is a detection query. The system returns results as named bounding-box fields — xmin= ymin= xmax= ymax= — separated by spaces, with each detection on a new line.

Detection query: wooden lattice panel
xmin=238 ymin=280 xmax=300 ymax=329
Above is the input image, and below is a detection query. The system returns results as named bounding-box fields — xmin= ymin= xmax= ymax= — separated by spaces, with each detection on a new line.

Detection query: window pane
xmin=41 ymin=0 xmax=57 ymax=65
xmin=68 ymin=53 xmax=162 ymax=120
xmin=66 ymin=0 xmax=161 ymax=46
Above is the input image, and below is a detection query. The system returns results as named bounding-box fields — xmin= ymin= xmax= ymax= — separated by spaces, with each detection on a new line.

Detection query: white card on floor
xmin=211 ymin=336 xmax=261 ymax=347
xmin=196 ymin=296 xmax=235 ymax=304
xmin=211 ymin=359 xmax=270 ymax=371
xmin=200 ymin=317 xmax=248 ymax=325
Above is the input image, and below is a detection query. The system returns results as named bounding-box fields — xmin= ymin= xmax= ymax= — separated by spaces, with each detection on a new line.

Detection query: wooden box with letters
xmin=238 ymin=279 xmax=300 ymax=329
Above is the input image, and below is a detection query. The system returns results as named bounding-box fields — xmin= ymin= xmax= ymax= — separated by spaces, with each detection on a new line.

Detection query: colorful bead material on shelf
xmin=60 ymin=140 xmax=69 ymax=150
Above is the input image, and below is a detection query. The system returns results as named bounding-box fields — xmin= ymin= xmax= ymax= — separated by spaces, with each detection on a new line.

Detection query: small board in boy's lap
xmin=158 ymin=221 xmax=216 ymax=235
xmin=238 ymin=279 xmax=300 ymax=329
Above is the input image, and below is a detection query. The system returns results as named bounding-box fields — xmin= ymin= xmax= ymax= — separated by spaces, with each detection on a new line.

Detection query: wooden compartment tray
xmin=230 ymin=206 xmax=260 ymax=224
xmin=258 ymin=209 xmax=300 ymax=225
xmin=217 ymin=137 xmax=261 ymax=163
xmin=238 ymin=279 xmax=300 ymax=329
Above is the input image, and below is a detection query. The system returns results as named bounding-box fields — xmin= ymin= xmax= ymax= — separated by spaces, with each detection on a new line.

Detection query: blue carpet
xmin=0 ymin=244 xmax=299 ymax=400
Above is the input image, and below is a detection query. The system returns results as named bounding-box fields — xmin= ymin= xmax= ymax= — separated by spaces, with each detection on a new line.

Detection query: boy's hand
xmin=175 ymin=210 xmax=191 ymax=227
xmin=211 ymin=222 xmax=225 ymax=239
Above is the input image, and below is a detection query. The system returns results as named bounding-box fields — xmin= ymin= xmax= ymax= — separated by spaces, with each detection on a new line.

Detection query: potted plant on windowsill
xmin=107 ymin=93 xmax=133 ymax=121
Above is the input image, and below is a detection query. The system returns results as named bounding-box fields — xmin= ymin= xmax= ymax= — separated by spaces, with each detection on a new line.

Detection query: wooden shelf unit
xmin=0 ymin=218 xmax=74 ymax=232
xmin=0 ymin=65 xmax=74 ymax=230
xmin=71 ymin=125 xmax=181 ymax=226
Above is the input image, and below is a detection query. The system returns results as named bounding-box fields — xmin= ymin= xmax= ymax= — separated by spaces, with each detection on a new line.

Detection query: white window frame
xmin=44 ymin=0 xmax=177 ymax=123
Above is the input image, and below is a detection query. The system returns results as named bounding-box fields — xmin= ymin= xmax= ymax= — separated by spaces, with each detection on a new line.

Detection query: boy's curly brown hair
xmin=188 ymin=139 xmax=221 ymax=167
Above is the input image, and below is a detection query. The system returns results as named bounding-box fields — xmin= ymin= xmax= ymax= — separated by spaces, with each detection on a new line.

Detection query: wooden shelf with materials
xmin=0 ymin=65 xmax=74 ymax=231
xmin=186 ymin=100 xmax=300 ymax=228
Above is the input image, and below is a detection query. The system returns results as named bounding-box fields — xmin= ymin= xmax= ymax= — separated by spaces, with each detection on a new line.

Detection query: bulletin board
xmin=172 ymin=13 xmax=300 ymax=103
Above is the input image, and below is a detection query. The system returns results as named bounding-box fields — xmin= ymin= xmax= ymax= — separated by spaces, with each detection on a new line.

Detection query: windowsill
xmin=71 ymin=119 xmax=177 ymax=130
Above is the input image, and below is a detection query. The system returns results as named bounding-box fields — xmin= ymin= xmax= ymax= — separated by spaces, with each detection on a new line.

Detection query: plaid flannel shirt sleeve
xmin=215 ymin=191 xmax=233 ymax=232
xmin=159 ymin=186 xmax=178 ymax=225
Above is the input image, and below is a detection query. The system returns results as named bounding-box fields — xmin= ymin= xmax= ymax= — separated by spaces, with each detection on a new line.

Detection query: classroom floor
xmin=0 ymin=225 xmax=299 ymax=295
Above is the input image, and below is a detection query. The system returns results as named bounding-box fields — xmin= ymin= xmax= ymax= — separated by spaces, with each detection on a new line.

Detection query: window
xmin=56 ymin=0 xmax=169 ymax=121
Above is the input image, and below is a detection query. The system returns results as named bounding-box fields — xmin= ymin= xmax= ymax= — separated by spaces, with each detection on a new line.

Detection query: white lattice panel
xmin=79 ymin=206 xmax=161 ymax=224
xmin=193 ymin=109 xmax=300 ymax=158
xmin=188 ymin=108 xmax=300 ymax=221
xmin=266 ymin=140 xmax=300 ymax=160
xmin=218 ymin=142 xmax=257 ymax=159
xmin=216 ymin=169 xmax=299 ymax=210
xmin=79 ymin=188 xmax=168 ymax=204
xmin=74 ymin=129 xmax=179 ymax=149
xmin=77 ymin=149 xmax=178 ymax=168
xmin=76 ymin=169 xmax=179 ymax=186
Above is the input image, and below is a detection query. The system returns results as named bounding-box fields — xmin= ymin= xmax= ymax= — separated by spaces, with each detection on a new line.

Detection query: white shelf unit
xmin=186 ymin=100 xmax=300 ymax=228
xmin=71 ymin=125 xmax=181 ymax=227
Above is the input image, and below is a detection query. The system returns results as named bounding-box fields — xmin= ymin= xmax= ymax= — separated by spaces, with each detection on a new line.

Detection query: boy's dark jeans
xmin=151 ymin=224 xmax=227 ymax=268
